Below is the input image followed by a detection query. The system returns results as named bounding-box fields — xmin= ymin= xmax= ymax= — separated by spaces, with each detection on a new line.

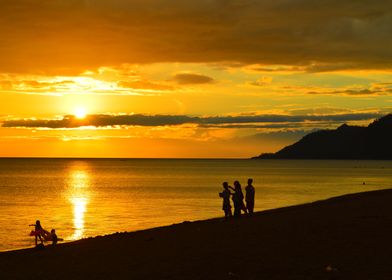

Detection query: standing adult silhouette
xmin=219 ymin=182 xmax=232 ymax=218
xmin=230 ymin=181 xmax=248 ymax=217
xmin=245 ymin=178 xmax=255 ymax=214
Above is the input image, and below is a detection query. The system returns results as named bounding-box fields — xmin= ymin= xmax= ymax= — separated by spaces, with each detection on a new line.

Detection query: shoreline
xmin=1 ymin=188 xmax=392 ymax=279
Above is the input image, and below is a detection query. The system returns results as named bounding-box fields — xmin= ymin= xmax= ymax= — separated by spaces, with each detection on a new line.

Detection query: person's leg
xmin=247 ymin=201 xmax=254 ymax=214
xmin=38 ymin=234 xmax=43 ymax=244
xmin=242 ymin=202 xmax=248 ymax=214
xmin=248 ymin=205 xmax=253 ymax=214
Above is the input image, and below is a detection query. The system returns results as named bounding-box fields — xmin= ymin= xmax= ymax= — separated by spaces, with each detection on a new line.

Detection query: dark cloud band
xmin=173 ymin=73 xmax=215 ymax=85
xmin=1 ymin=113 xmax=384 ymax=129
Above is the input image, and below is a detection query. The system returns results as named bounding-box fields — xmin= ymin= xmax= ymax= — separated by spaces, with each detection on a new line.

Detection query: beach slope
xmin=1 ymin=189 xmax=392 ymax=280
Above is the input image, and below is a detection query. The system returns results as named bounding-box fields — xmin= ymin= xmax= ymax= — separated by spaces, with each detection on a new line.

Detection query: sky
xmin=0 ymin=0 xmax=391 ymax=158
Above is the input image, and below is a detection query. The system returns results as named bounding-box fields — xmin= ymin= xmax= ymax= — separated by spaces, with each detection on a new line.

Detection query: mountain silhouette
xmin=254 ymin=114 xmax=392 ymax=159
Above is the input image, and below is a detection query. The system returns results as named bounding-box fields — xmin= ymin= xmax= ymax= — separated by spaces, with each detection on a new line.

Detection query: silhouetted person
xmin=29 ymin=220 xmax=44 ymax=246
xmin=230 ymin=181 xmax=248 ymax=217
xmin=231 ymin=190 xmax=240 ymax=217
xmin=219 ymin=182 xmax=232 ymax=218
xmin=245 ymin=178 xmax=255 ymax=214
xmin=50 ymin=229 xmax=58 ymax=246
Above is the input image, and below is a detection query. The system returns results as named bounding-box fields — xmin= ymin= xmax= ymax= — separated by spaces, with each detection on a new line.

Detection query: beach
xmin=1 ymin=189 xmax=391 ymax=280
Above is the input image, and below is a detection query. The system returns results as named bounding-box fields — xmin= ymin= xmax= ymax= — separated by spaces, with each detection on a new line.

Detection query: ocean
xmin=0 ymin=158 xmax=391 ymax=251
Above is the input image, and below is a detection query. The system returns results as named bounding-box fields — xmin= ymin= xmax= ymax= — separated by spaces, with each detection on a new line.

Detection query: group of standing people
xmin=219 ymin=178 xmax=255 ymax=218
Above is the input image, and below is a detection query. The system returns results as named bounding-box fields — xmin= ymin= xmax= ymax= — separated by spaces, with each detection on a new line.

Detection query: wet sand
xmin=1 ymin=189 xmax=392 ymax=280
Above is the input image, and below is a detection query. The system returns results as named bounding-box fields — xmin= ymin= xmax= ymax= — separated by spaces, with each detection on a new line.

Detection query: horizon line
xmin=0 ymin=156 xmax=251 ymax=160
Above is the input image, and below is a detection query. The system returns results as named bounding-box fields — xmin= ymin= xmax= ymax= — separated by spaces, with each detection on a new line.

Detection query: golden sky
xmin=0 ymin=0 xmax=391 ymax=157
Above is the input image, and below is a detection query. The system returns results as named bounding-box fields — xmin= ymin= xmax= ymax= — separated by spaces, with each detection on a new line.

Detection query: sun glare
xmin=74 ymin=107 xmax=87 ymax=119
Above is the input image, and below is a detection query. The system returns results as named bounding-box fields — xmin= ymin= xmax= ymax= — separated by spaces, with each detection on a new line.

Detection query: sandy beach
xmin=1 ymin=189 xmax=391 ymax=280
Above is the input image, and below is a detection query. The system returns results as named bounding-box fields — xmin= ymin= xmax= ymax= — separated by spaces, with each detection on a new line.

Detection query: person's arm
xmin=229 ymin=186 xmax=235 ymax=191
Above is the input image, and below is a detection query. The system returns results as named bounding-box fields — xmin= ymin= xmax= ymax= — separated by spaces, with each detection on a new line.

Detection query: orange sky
xmin=0 ymin=0 xmax=391 ymax=157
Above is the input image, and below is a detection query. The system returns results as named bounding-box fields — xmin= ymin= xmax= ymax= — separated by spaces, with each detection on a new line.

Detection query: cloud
xmin=244 ymin=62 xmax=365 ymax=73
xmin=1 ymin=0 xmax=392 ymax=74
xmin=244 ymin=65 xmax=303 ymax=73
xmin=0 ymin=73 xmax=175 ymax=95
xmin=172 ymin=73 xmax=215 ymax=85
xmin=0 ymin=79 xmax=76 ymax=95
xmin=307 ymin=84 xmax=392 ymax=95
xmin=117 ymin=80 xmax=175 ymax=91
xmin=198 ymin=122 xmax=338 ymax=130
xmin=248 ymin=77 xmax=273 ymax=87
xmin=2 ymin=112 xmax=384 ymax=129
xmin=243 ymin=130 xmax=310 ymax=142
xmin=2 ymin=115 xmax=195 ymax=129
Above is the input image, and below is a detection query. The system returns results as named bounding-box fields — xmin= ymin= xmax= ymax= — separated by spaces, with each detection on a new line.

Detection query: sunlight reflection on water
xmin=70 ymin=197 xmax=88 ymax=240
xmin=67 ymin=163 xmax=90 ymax=240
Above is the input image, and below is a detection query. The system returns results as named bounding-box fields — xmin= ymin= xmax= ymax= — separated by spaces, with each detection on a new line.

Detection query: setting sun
xmin=74 ymin=107 xmax=87 ymax=119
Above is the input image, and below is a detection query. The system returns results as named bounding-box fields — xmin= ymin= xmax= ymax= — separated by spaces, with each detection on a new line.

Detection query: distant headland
xmin=253 ymin=114 xmax=392 ymax=159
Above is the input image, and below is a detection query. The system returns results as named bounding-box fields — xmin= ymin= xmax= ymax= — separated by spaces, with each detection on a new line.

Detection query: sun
xmin=74 ymin=107 xmax=87 ymax=119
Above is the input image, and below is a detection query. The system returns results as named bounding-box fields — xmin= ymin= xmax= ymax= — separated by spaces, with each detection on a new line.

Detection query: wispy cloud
xmin=248 ymin=77 xmax=273 ymax=87
xmin=0 ymin=74 xmax=174 ymax=96
xmin=307 ymin=83 xmax=392 ymax=95
xmin=117 ymin=80 xmax=175 ymax=91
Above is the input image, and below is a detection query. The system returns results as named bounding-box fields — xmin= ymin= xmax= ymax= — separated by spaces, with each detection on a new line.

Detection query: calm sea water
xmin=0 ymin=158 xmax=391 ymax=251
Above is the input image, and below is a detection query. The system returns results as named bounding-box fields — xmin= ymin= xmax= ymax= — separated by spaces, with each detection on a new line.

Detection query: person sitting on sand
xmin=219 ymin=182 xmax=232 ymax=218
xmin=245 ymin=178 xmax=255 ymax=215
xmin=50 ymin=229 xmax=58 ymax=245
xmin=230 ymin=181 xmax=248 ymax=217
xmin=29 ymin=220 xmax=44 ymax=246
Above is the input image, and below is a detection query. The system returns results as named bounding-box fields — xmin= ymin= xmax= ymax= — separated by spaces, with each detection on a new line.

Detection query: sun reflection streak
xmin=70 ymin=196 xmax=88 ymax=240
xmin=67 ymin=163 xmax=90 ymax=240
